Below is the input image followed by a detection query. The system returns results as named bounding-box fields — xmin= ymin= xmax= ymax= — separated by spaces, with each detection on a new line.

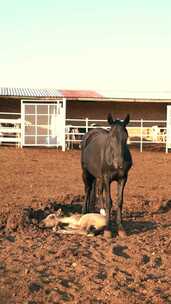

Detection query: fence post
xmin=140 ymin=119 xmax=143 ymax=152
xmin=166 ymin=128 xmax=168 ymax=153
xmin=86 ymin=117 xmax=89 ymax=133
xmin=21 ymin=100 xmax=24 ymax=148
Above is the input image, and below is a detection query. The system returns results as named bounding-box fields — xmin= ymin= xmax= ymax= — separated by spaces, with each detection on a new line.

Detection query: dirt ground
xmin=0 ymin=147 xmax=171 ymax=304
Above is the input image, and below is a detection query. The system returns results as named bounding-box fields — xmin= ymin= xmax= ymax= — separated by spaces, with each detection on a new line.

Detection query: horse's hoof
xmin=104 ymin=230 xmax=112 ymax=239
xmin=118 ymin=229 xmax=127 ymax=238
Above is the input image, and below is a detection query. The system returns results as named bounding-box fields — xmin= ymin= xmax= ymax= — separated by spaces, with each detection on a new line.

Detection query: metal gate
xmin=21 ymin=99 xmax=66 ymax=151
xmin=166 ymin=105 xmax=171 ymax=152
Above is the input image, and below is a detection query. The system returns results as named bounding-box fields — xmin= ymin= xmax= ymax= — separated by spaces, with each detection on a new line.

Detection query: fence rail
xmin=0 ymin=112 xmax=169 ymax=152
xmin=65 ymin=118 xmax=168 ymax=152
xmin=0 ymin=113 xmax=21 ymax=147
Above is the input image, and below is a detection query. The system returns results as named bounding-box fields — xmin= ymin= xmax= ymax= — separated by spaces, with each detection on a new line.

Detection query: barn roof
xmin=59 ymin=89 xmax=103 ymax=98
xmin=0 ymin=87 xmax=103 ymax=99
xmin=0 ymin=87 xmax=63 ymax=98
xmin=0 ymin=87 xmax=171 ymax=101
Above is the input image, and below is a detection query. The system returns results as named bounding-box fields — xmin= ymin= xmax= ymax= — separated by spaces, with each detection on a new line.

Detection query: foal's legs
xmin=116 ymin=177 xmax=127 ymax=237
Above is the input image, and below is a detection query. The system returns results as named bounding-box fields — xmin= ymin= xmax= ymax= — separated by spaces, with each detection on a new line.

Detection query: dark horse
xmin=81 ymin=113 xmax=132 ymax=237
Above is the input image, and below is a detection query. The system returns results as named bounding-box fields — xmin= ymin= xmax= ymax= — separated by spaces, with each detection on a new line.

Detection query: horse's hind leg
xmin=82 ymin=170 xmax=94 ymax=214
xmin=89 ymin=178 xmax=96 ymax=212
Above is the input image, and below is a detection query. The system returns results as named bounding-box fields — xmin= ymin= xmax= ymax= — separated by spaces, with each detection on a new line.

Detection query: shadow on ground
xmin=8 ymin=198 xmax=170 ymax=237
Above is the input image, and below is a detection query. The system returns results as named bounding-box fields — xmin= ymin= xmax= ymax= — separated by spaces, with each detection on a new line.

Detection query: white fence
xmin=0 ymin=112 xmax=169 ymax=152
xmin=65 ymin=118 xmax=167 ymax=152
xmin=0 ymin=112 xmax=21 ymax=147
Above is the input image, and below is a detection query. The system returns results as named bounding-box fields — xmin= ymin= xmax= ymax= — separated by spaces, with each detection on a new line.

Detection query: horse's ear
xmin=107 ymin=113 xmax=114 ymax=125
xmin=123 ymin=114 xmax=130 ymax=126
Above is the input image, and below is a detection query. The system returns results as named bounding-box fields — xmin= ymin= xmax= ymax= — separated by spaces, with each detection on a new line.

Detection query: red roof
xmin=60 ymin=90 xmax=103 ymax=98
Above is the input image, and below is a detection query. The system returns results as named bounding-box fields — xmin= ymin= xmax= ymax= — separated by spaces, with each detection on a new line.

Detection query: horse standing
xmin=81 ymin=113 xmax=132 ymax=237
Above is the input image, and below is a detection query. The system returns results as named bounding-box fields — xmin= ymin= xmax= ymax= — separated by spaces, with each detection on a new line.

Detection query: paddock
xmin=0 ymin=147 xmax=170 ymax=303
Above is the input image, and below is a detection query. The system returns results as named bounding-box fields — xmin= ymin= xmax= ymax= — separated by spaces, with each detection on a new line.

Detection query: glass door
xmin=21 ymin=100 xmax=66 ymax=150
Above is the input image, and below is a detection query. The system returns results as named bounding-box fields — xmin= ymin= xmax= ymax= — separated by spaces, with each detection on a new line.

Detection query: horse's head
xmin=107 ymin=113 xmax=130 ymax=169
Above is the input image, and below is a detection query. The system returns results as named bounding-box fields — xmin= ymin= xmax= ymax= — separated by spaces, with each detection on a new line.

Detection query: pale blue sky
xmin=0 ymin=0 xmax=171 ymax=91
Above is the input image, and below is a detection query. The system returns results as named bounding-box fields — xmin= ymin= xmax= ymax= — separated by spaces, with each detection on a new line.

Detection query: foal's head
xmin=107 ymin=113 xmax=130 ymax=169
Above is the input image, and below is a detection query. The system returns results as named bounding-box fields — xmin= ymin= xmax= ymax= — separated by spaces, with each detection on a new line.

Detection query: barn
xmin=0 ymin=87 xmax=171 ymax=151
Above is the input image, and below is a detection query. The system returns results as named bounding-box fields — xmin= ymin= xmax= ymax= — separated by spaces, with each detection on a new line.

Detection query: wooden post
xmin=140 ymin=119 xmax=143 ymax=152
xmin=86 ymin=118 xmax=89 ymax=133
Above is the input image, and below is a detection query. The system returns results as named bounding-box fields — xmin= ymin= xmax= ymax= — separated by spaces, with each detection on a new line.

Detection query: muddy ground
xmin=0 ymin=147 xmax=170 ymax=304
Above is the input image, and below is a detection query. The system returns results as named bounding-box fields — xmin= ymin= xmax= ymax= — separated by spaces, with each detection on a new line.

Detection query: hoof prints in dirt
xmin=141 ymin=254 xmax=150 ymax=264
xmin=113 ymin=245 xmax=130 ymax=259
xmin=28 ymin=282 xmax=43 ymax=293
xmin=0 ymin=261 xmax=6 ymax=274
xmin=4 ymin=235 xmax=16 ymax=242
xmin=95 ymin=269 xmax=108 ymax=281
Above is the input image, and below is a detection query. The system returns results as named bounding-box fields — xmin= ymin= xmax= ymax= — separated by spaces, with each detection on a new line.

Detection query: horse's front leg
xmin=82 ymin=189 xmax=90 ymax=214
xmin=96 ymin=177 xmax=105 ymax=211
xmin=116 ymin=177 xmax=127 ymax=237
xmin=103 ymin=176 xmax=112 ymax=238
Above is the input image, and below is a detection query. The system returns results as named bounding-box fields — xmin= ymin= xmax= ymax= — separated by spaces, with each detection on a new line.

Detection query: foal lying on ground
xmin=40 ymin=209 xmax=107 ymax=236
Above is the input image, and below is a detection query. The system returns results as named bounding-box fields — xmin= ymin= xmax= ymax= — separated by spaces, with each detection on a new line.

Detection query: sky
xmin=0 ymin=0 xmax=171 ymax=92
